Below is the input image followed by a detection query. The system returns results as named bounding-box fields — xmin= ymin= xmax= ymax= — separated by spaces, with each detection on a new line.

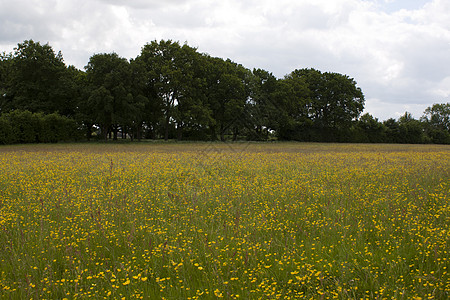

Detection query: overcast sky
xmin=1 ymin=0 xmax=449 ymax=120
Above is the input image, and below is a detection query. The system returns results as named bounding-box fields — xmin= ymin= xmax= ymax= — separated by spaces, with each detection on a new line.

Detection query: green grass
xmin=0 ymin=143 xmax=449 ymax=299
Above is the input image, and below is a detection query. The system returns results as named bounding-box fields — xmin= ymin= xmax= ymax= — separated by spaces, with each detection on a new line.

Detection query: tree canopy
xmin=1 ymin=40 xmax=76 ymax=116
xmin=0 ymin=39 xmax=449 ymax=144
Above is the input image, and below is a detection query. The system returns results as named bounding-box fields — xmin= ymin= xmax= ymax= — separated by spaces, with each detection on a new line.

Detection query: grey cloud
xmin=94 ymin=0 xmax=189 ymax=10
xmin=0 ymin=1 xmax=56 ymax=43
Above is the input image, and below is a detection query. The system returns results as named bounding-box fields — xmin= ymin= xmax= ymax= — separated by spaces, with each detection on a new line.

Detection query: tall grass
xmin=0 ymin=143 xmax=448 ymax=299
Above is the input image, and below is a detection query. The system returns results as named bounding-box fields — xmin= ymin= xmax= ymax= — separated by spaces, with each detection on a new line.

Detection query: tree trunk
xmin=233 ymin=127 xmax=238 ymax=141
xmin=103 ymin=125 xmax=109 ymax=141
xmin=86 ymin=123 xmax=93 ymax=141
xmin=220 ymin=123 xmax=225 ymax=141
xmin=137 ymin=124 xmax=142 ymax=141
xmin=113 ymin=126 xmax=118 ymax=141
xmin=150 ymin=127 xmax=156 ymax=140
xmin=210 ymin=125 xmax=217 ymax=141
xmin=177 ymin=122 xmax=183 ymax=141
xmin=164 ymin=115 xmax=170 ymax=141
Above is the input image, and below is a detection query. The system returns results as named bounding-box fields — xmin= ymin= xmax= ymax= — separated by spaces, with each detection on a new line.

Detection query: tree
xmin=273 ymin=72 xmax=311 ymax=141
xmin=3 ymin=110 xmax=39 ymax=143
xmin=281 ymin=69 xmax=364 ymax=141
xmin=0 ymin=113 xmax=14 ymax=144
xmin=355 ymin=113 xmax=386 ymax=143
xmin=171 ymin=47 xmax=212 ymax=140
xmin=203 ymin=56 xmax=251 ymax=141
xmin=383 ymin=118 xmax=401 ymax=143
xmin=398 ymin=112 xmax=425 ymax=144
xmin=2 ymin=40 xmax=76 ymax=115
xmin=0 ymin=39 xmax=380 ymax=143
xmin=421 ymin=103 xmax=450 ymax=144
xmin=422 ymin=103 xmax=450 ymax=131
xmin=321 ymin=71 xmax=365 ymax=128
xmin=85 ymin=52 xmax=134 ymax=140
xmin=129 ymin=57 xmax=161 ymax=139
xmin=72 ymin=69 xmax=95 ymax=140
xmin=0 ymin=52 xmax=13 ymax=114
xmin=0 ymin=110 xmax=80 ymax=144
xmin=127 ymin=59 xmax=149 ymax=141
xmin=136 ymin=40 xmax=204 ymax=140
xmin=247 ymin=68 xmax=279 ymax=140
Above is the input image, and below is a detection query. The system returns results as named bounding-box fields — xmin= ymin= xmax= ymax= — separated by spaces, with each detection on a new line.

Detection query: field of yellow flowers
xmin=0 ymin=143 xmax=449 ymax=299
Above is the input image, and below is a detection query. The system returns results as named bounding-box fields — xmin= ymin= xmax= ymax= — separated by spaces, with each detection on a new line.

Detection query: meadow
xmin=0 ymin=142 xmax=448 ymax=299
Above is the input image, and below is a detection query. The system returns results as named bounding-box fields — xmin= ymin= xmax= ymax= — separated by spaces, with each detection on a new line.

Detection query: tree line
xmin=1 ymin=40 xmax=449 ymax=144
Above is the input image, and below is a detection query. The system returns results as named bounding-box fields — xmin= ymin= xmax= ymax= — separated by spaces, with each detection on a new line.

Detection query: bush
xmin=7 ymin=110 xmax=39 ymax=143
xmin=426 ymin=128 xmax=450 ymax=144
xmin=0 ymin=116 xmax=15 ymax=144
xmin=0 ymin=110 xmax=81 ymax=144
xmin=38 ymin=112 xmax=79 ymax=143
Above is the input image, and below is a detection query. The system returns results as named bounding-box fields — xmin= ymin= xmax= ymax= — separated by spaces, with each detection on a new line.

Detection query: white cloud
xmin=1 ymin=0 xmax=449 ymax=120
xmin=432 ymin=76 xmax=450 ymax=98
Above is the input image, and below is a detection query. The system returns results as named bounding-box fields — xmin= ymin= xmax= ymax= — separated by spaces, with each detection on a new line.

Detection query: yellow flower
xmin=214 ymin=289 xmax=223 ymax=298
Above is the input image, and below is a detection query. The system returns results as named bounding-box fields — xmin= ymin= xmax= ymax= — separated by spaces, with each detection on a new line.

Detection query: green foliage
xmin=422 ymin=103 xmax=450 ymax=131
xmin=1 ymin=40 xmax=77 ymax=116
xmin=383 ymin=118 xmax=402 ymax=143
xmin=398 ymin=112 xmax=426 ymax=144
xmin=38 ymin=112 xmax=80 ymax=143
xmin=1 ymin=39 xmax=448 ymax=144
xmin=272 ymin=75 xmax=311 ymax=141
xmin=202 ymin=56 xmax=251 ymax=141
xmin=136 ymin=40 xmax=212 ymax=140
xmin=421 ymin=103 xmax=450 ymax=144
xmin=354 ymin=113 xmax=387 ymax=143
xmin=0 ymin=52 xmax=13 ymax=112
xmin=7 ymin=110 xmax=39 ymax=143
xmin=273 ymin=68 xmax=365 ymax=141
xmin=0 ymin=115 xmax=14 ymax=144
xmin=85 ymin=52 xmax=135 ymax=140
xmin=248 ymin=68 xmax=279 ymax=140
xmin=0 ymin=110 xmax=80 ymax=144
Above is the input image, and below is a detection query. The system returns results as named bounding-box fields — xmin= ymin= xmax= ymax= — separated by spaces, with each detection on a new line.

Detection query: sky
xmin=1 ymin=0 xmax=449 ymax=121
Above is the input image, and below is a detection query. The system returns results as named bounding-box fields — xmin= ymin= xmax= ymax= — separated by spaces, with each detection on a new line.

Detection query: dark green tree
xmin=2 ymin=40 xmax=76 ymax=115
xmin=422 ymin=103 xmax=450 ymax=131
xmin=171 ymin=47 xmax=212 ymax=140
xmin=398 ymin=112 xmax=425 ymax=144
xmin=0 ymin=52 xmax=13 ymax=113
xmin=383 ymin=118 xmax=401 ymax=143
xmin=136 ymin=40 xmax=205 ymax=140
xmin=421 ymin=103 xmax=450 ymax=144
xmin=273 ymin=72 xmax=311 ymax=141
xmin=289 ymin=68 xmax=365 ymax=141
xmin=2 ymin=110 xmax=39 ymax=143
xmin=247 ymin=68 xmax=279 ymax=140
xmin=0 ymin=110 xmax=79 ymax=144
xmin=85 ymin=52 xmax=134 ymax=140
xmin=37 ymin=112 xmax=80 ymax=143
xmin=203 ymin=56 xmax=250 ymax=141
xmin=355 ymin=113 xmax=386 ymax=143
xmin=126 ymin=59 xmax=149 ymax=141
xmin=72 ymin=69 xmax=97 ymax=140
xmin=0 ymin=113 xmax=14 ymax=144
